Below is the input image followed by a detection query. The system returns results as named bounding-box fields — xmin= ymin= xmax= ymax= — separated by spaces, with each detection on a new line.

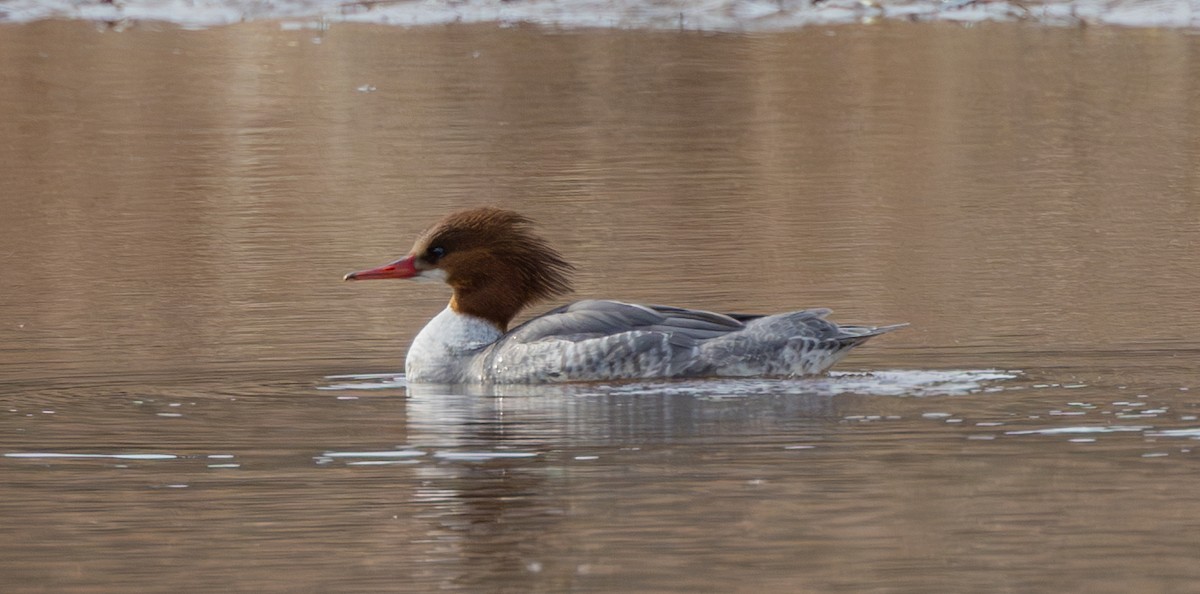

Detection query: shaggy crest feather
xmin=414 ymin=207 xmax=574 ymax=329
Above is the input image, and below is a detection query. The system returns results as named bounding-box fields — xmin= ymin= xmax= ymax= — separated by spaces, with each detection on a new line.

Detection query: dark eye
xmin=427 ymin=246 xmax=447 ymax=262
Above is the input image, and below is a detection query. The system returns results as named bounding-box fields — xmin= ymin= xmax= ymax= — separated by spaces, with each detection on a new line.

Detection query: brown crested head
xmin=408 ymin=207 xmax=574 ymax=330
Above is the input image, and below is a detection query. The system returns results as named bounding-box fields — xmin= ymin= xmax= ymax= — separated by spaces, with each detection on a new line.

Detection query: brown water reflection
xmin=1 ymin=20 xmax=1199 ymax=593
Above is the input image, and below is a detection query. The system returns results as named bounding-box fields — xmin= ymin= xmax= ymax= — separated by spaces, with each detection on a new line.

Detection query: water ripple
xmin=320 ymin=369 xmax=1018 ymax=397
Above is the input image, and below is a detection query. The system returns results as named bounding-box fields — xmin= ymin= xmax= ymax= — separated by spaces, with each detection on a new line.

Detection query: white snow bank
xmin=1 ymin=0 xmax=1197 ymax=30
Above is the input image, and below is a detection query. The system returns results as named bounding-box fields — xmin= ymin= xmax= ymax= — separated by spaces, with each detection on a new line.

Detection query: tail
xmin=835 ymin=322 xmax=909 ymax=347
xmin=848 ymin=322 xmax=909 ymax=337
xmin=790 ymin=322 xmax=906 ymax=376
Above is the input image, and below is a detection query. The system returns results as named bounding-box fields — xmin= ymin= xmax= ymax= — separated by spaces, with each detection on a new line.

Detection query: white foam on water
xmin=5 ymin=452 xmax=178 ymax=460
xmin=325 ymin=373 xmax=403 ymax=380
xmin=1005 ymin=425 xmax=1151 ymax=436
xmin=346 ymin=460 xmax=420 ymax=465
xmin=433 ymin=451 xmax=538 ymax=461
xmin=319 ymin=373 xmax=406 ymax=391
xmin=593 ymin=369 xmax=1018 ymax=398
xmin=1145 ymin=428 xmax=1200 ymax=438
xmin=327 ymin=369 xmax=1018 ymax=397
xmin=321 ymin=450 xmax=426 ymax=458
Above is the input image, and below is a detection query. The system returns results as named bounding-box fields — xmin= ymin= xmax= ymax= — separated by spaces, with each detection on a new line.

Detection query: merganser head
xmin=344 ymin=207 xmax=574 ymax=331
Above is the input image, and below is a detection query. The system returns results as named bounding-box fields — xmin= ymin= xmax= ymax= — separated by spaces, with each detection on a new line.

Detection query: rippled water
xmin=2 ymin=20 xmax=1200 ymax=593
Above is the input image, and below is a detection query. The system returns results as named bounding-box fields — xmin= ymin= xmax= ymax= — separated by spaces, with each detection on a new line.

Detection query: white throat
xmin=405 ymin=306 xmax=503 ymax=383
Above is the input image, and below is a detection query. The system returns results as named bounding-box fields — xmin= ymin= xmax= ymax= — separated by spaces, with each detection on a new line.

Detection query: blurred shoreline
xmin=1 ymin=0 xmax=1197 ymax=31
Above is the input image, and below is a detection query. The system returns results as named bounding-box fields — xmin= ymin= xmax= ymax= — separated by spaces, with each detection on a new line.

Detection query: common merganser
xmin=345 ymin=207 xmax=905 ymax=384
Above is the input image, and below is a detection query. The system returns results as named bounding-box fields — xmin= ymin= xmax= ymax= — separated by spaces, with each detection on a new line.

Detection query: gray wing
xmin=473 ymin=299 xmax=901 ymax=383
xmin=476 ymin=300 xmax=750 ymax=382
xmin=503 ymin=300 xmax=750 ymax=349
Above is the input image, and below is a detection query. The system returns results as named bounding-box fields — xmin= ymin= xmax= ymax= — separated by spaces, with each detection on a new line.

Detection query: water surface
xmin=2 ymin=20 xmax=1199 ymax=593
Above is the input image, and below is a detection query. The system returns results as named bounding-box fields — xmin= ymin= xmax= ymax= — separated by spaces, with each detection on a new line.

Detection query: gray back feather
xmin=476 ymin=299 xmax=901 ymax=383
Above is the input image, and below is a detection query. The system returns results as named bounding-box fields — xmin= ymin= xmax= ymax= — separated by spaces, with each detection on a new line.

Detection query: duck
xmin=344 ymin=207 xmax=905 ymax=384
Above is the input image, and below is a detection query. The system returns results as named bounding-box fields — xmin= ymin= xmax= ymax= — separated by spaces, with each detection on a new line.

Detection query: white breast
xmin=405 ymin=307 xmax=502 ymax=383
